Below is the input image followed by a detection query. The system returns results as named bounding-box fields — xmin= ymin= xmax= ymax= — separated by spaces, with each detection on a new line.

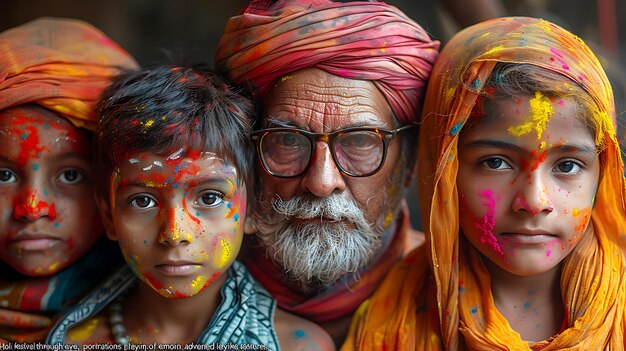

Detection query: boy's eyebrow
xmin=117 ymin=175 xmax=237 ymax=190
xmin=464 ymin=140 xmax=597 ymax=155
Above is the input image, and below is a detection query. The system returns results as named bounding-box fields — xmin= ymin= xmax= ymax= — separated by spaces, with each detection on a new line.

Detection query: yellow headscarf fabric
xmin=343 ymin=17 xmax=626 ymax=350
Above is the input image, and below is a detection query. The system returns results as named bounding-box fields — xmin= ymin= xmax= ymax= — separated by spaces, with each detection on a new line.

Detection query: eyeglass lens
xmin=259 ymin=130 xmax=384 ymax=176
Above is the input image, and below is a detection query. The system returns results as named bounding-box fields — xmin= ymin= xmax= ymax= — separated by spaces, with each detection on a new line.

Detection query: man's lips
xmin=10 ymin=233 xmax=63 ymax=251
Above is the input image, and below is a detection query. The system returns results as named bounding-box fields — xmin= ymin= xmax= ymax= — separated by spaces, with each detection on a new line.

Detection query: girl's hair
xmin=95 ymin=64 xmax=255 ymax=200
xmin=469 ymin=62 xmax=604 ymax=151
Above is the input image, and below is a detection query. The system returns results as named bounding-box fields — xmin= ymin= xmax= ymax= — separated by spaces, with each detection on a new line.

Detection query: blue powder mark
xmin=32 ymin=164 xmax=39 ymax=171
xmin=234 ymin=213 xmax=239 ymax=221
xmin=523 ymin=302 xmax=529 ymax=309
xmin=471 ymin=78 xmax=481 ymax=88
xmin=172 ymin=183 xmax=178 ymax=188
xmin=43 ymin=122 xmax=50 ymax=129
xmin=53 ymin=222 xmax=60 ymax=228
xmin=37 ymin=152 xmax=42 ymax=157
xmin=195 ymin=212 xmax=200 ymax=217
xmin=227 ymin=203 xmax=232 ymax=209
xmin=43 ymin=189 xmax=49 ymax=196
xmin=20 ymin=134 xmax=28 ymax=140
xmin=519 ymin=37 xmax=527 ymax=46
xmin=293 ymin=330 xmax=306 ymax=339
xmin=449 ymin=122 xmax=464 ymax=135
xmin=470 ymin=307 xmax=478 ymax=314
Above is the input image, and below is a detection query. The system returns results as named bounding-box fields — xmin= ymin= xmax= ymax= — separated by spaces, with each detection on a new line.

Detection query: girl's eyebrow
xmin=464 ymin=139 xmax=597 ymax=155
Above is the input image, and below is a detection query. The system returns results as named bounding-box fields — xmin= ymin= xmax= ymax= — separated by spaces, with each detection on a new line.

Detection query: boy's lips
xmin=155 ymin=260 xmax=202 ymax=276
xmin=10 ymin=233 xmax=63 ymax=251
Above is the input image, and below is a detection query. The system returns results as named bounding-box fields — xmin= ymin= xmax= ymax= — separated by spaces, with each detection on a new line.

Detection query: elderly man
xmin=216 ymin=0 xmax=438 ymax=343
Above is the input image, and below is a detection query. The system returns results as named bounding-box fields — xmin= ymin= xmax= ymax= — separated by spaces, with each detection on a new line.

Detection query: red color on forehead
xmin=15 ymin=126 xmax=45 ymax=167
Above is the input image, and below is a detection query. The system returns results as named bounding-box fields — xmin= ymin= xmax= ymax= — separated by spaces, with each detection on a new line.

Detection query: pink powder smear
xmin=475 ymin=189 xmax=503 ymax=256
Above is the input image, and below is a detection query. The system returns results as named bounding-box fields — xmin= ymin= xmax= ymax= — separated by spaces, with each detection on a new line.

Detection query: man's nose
xmin=13 ymin=188 xmax=57 ymax=221
xmin=299 ymin=141 xmax=346 ymax=197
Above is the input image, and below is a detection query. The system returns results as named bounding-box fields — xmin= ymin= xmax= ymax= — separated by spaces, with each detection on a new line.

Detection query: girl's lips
xmin=500 ymin=232 xmax=558 ymax=244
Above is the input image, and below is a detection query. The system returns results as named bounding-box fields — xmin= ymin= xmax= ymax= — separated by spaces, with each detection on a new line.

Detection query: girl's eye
xmin=0 ymin=169 xmax=17 ymax=184
xmin=58 ymin=170 xmax=84 ymax=184
xmin=197 ymin=191 xmax=224 ymax=208
xmin=555 ymin=161 xmax=582 ymax=174
xmin=129 ymin=195 xmax=157 ymax=209
xmin=481 ymin=157 xmax=511 ymax=170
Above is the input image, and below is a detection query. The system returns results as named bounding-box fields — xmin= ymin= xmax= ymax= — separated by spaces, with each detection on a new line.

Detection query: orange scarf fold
xmin=0 ymin=17 xmax=138 ymax=131
xmin=343 ymin=17 xmax=626 ymax=351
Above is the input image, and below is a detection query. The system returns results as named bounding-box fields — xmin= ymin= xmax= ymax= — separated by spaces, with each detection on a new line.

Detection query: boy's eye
xmin=197 ymin=191 xmax=224 ymax=208
xmin=0 ymin=169 xmax=17 ymax=184
xmin=129 ymin=195 xmax=157 ymax=209
xmin=555 ymin=161 xmax=581 ymax=174
xmin=58 ymin=170 xmax=84 ymax=184
xmin=481 ymin=157 xmax=511 ymax=170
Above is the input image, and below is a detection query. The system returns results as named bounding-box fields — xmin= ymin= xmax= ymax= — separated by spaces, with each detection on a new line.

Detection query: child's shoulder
xmin=274 ymin=308 xmax=335 ymax=351
xmin=64 ymin=312 xmax=112 ymax=345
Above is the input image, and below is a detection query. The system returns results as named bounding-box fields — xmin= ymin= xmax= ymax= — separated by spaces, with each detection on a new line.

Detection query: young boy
xmin=47 ymin=65 xmax=334 ymax=350
xmin=0 ymin=18 xmax=137 ymax=342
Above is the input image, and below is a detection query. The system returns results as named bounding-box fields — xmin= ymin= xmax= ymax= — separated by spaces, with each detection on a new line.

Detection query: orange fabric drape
xmin=0 ymin=17 xmax=138 ymax=131
xmin=343 ymin=17 xmax=626 ymax=351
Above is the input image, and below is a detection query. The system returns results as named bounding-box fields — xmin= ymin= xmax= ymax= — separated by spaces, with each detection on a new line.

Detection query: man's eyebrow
xmin=464 ymin=139 xmax=597 ymax=155
xmin=264 ymin=117 xmax=387 ymax=130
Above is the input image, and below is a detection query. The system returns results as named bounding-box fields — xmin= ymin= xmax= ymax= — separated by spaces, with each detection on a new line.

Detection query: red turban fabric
xmin=0 ymin=17 xmax=138 ymax=131
xmin=215 ymin=0 xmax=439 ymax=124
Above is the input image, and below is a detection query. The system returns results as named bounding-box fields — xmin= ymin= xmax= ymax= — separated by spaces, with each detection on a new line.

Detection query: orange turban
xmin=343 ymin=17 xmax=626 ymax=350
xmin=215 ymin=0 xmax=439 ymax=125
xmin=0 ymin=17 xmax=138 ymax=131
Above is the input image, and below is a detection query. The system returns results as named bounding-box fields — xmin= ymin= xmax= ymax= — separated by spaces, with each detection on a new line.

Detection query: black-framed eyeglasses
xmin=250 ymin=125 xmax=413 ymax=178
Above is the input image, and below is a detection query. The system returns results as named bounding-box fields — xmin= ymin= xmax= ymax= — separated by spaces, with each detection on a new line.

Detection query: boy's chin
xmin=4 ymin=254 xmax=73 ymax=277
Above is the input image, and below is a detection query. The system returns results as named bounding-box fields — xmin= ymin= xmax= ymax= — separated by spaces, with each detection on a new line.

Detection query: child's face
xmin=0 ymin=106 xmax=102 ymax=276
xmin=457 ymin=95 xmax=600 ymax=276
xmin=108 ymin=150 xmax=247 ymax=298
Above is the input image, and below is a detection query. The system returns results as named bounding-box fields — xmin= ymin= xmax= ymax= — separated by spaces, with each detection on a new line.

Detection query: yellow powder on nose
xmin=191 ymin=275 xmax=207 ymax=294
xmin=508 ymin=91 xmax=553 ymax=140
xmin=213 ymin=238 xmax=232 ymax=269
xmin=67 ymin=318 xmax=101 ymax=341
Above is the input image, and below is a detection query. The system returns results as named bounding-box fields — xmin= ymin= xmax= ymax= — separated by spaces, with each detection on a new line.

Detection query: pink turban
xmin=0 ymin=17 xmax=138 ymax=131
xmin=215 ymin=0 xmax=439 ymax=124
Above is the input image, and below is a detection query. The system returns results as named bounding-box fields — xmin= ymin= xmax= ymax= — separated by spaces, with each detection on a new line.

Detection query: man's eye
xmin=197 ymin=191 xmax=224 ymax=208
xmin=58 ymin=170 xmax=84 ymax=184
xmin=0 ymin=169 xmax=17 ymax=184
xmin=129 ymin=195 xmax=157 ymax=209
xmin=481 ymin=157 xmax=511 ymax=170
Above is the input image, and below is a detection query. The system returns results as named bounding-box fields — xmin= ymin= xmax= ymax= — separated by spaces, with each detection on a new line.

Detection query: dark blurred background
xmin=2 ymin=0 xmax=625 ymax=229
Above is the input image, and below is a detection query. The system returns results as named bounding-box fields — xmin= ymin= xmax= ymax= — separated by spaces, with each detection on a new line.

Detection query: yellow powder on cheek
xmin=48 ymin=261 xmax=59 ymax=272
xmin=213 ymin=238 xmax=232 ymax=270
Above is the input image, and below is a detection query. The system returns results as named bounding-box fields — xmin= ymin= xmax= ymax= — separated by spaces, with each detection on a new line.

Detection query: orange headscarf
xmin=0 ymin=17 xmax=138 ymax=131
xmin=343 ymin=17 xmax=626 ymax=350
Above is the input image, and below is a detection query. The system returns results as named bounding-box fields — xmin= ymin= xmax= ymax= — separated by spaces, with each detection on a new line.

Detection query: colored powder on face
xmin=14 ymin=190 xmax=56 ymax=219
xmin=144 ymin=272 xmax=164 ymax=290
xmin=546 ymin=250 xmax=551 ymax=257
xmin=507 ymin=91 xmax=553 ymax=140
xmin=67 ymin=318 xmax=100 ymax=341
xmin=48 ymin=261 xmax=59 ymax=272
xmin=181 ymin=197 xmax=201 ymax=225
xmin=15 ymin=126 xmax=46 ymax=167
xmin=213 ymin=238 xmax=232 ymax=269
xmin=475 ymin=190 xmax=503 ymax=256
xmin=191 ymin=275 xmax=207 ymax=294
xmin=294 ymin=330 xmax=306 ymax=339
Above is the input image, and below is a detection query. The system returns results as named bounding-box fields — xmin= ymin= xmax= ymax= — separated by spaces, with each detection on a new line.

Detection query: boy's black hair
xmin=95 ymin=64 xmax=255 ymax=200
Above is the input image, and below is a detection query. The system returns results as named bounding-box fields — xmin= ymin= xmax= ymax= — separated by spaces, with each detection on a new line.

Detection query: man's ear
xmin=94 ymin=190 xmax=119 ymax=241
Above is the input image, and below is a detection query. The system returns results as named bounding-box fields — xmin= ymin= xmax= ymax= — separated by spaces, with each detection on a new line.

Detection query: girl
xmin=343 ymin=17 xmax=626 ymax=350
